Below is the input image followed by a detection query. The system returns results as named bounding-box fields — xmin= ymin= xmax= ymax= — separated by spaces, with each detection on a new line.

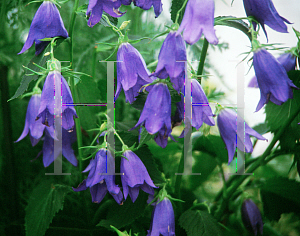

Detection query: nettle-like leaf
xmin=260 ymin=177 xmax=300 ymax=221
xmin=25 ymin=179 xmax=70 ymax=236
xmin=171 ymin=0 xmax=186 ymax=24
xmin=179 ymin=209 xmax=223 ymax=236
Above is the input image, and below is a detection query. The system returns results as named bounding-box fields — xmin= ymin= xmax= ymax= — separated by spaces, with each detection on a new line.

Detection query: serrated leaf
xmin=179 ymin=209 xmax=223 ymax=236
xmin=131 ymin=92 xmax=148 ymax=110
xmin=138 ymin=126 xmax=154 ymax=148
xmin=100 ymin=13 xmax=118 ymax=27
xmin=170 ymin=0 xmax=186 ymax=24
xmin=252 ymin=123 xmax=270 ymax=135
xmin=25 ymin=179 xmax=70 ymax=236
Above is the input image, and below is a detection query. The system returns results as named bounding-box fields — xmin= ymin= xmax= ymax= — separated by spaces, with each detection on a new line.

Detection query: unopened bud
xmin=241 ymin=199 xmax=263 ymax=236
xmin=119 ymin=20 xmax=131 ymax=30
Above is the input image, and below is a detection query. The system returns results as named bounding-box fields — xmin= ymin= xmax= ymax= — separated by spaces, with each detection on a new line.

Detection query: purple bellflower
xmin=133 ymin=83 xmax=172 ymax=137
xmin=152 ymin=32 xmax=187 ymax=93
xmin=178 ymin=0 xmax=218 ymax=45
xmin=134 ymin=0 xmax=163 ymax=18
xmin=121 ymin=150 xmax=157 ymax=202
xmin=18 ymin=1 xmax=68 ymax=55
xmin=87 ymin=0 xmax=125 ymax=27
xmin=217 ymin=108 xmax=267 ymax=164
xmin=116 ymin=42 xmax=154 ymax=103
xmin=249 ymin=52 xmax=296 ymax=88
xmin=42 ymin=128 xmax=77 ymax=167
xmin=243 ymin=0 xmax=291 ymax=38
xmin=16 ymin=94 xmax=55 ymax=146
xmin=147 ymin=197 xmax=176 ymax=236
xmin=36 ymin=70 xmax=77 ymax=130
xmin=253 ymin=49 xmax=298 ymax=112
xmin=241 ymin=199 xmax=264 ymax=236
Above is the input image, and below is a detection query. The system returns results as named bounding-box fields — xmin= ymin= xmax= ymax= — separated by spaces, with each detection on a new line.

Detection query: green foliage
xmin=170 ymin=0 xmax=186 ymax=24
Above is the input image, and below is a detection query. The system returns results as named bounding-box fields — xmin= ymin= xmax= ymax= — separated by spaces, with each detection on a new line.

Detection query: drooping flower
xmin=249 ymin=52 xmax=296 ymax=88
xmin=241 ymin=199 xmax=264 ymax=236
xmin=15 ymin=94 xmax=55 ymax=146
xmin=152 ymin=32 xmax=187 ymax=92
xmin=153 ymin=126 xmax=176 ymax=148
xmin=177 ymin=0 xmax=218 ymax=45
xmin=253 ymin=49 xmax=298 ymax=111
xmin=120 ymin=150 xmax=157 ymax=202
xmin=42 ymin=128 xmax=78 ymax=167
xmin=217 ymin=108 xmax=267 ymax=164
xmin=18 ymin=1 xmax=68 ymax=55
xmin=134 ymin=0 xmax=163 ymax=18
xmin=87 ymin=0 xmax=125 ymax=27
xmin=116 ymin=42 xmax=154 ymax=103
xmin=132 ymin=83 xmax=172 ymax=137
xmin=36 ymin=70 xmax=77 ymax=130
xmin=243 ymin=0 xmax=291 ymax=38
xmin=147 ymin=197 xmax=175 ymax=236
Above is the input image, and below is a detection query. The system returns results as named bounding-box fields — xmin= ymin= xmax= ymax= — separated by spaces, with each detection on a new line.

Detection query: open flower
xmin=134 ymin=0 xmax=163 ymax=18
xmin=243 ymin=0 xmax=291 ymax=38
xmin=217 ymin=108 xmax=267 ymax=164
xmin=18 ymin=1 xmax=68 ymax=55
xmin=36 ymin=70 xmax=77 ymax=130
xmin=87 ymin=0 xmax=125 ymax=27
xmin=177 ymin=0 xmax=218 ymax=45
xmin=121 ymin=150 xmax=157 ymax=202
xmin=147 ymin=197 xmax=175 ymax=236
xmin=152 ymin=32 xmax=187 ymax=92
xmin=253 ymin=49 xmax=298 ymax=111
xmin=116 ymin=42 xmax=153 ymax=103
xmin=241 ymin=199 xmax=264 ymax=236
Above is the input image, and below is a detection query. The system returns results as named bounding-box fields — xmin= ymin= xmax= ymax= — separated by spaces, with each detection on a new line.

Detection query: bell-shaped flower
xmin=36 ymin=70 xmax=77 ymax=130
xmin=154 ymin=126 xmax=176 ymax=148
xmin=42 ymin=128 xmax=77 ymax=167
xmin=152 ymin=32 xmax=187 ymax=92
xmin=217 ymin=108 xmax=267 ymax=164
xmin=116 ymin=42 xmax=154 ymax=103
xmin=243 ymin=0 xmax=291 ymax=38
xmin=87 ymin=0 xmax=125 ymax=27
xmin=147 ymin=197 xmax=175 ymax=236
xmin=249 ymin=52 xmax=296 ymax=88
xmin=18 ymin=1 xmax=68 ymax=55
xmin=134 ymin=0 xmax=163 ymax=18
xmin=253 ymin=49 xmax=298 ymax=111
xmin=120 ymin=150 xmax=157 ymax=202
xmin=132 ymin=83 xmax=172 ymax=137
xmin=178 ymin=0 xmax=218 ymax=45
xmin=241 ymin=199 xmax=264 ymax=236
xmin=15 ymin=94 xmax=55 ymax=146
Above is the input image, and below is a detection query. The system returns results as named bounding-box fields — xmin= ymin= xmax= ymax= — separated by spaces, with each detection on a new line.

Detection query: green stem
xmin=174 ymin=148 xmax=185 ymax=198
xmin=196 ymin=38 xmax=209 ymax=84
xmin=175 ymin=0 xmax=188 ymax=24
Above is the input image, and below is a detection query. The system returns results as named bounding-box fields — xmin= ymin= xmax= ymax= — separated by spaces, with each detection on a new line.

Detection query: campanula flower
xmin=36 ymin=70 xmax=77 ymax=130
xmin=178 ymin=0 xmax=218 ymax=45
xmin=154 ymin=126 xmax=176 ymax=148
xmin=253 ymin=49 xmax=298 ymax=111
xmin=152 ymin=32 xmax=187 ymax=92
xmin=243 ymin=0 xmax=291 ymax=38
xmin=249 ymin=53 xmax=296 ymax=88
xmin=87 ymin=0 xmax=125 ymax=27
xmin=217 ymin=108 xmax=267 ymax=164
xmin=133 ymin=83 xmax=172 ymax=137
xmin=134 ymin=0 xmax=163 ymax=18
xmin=18 ymin=1 xmax=68 ymax=55
xmin=16 ymin=94 xmax=55 ymax=146
xmin=147 ymin=197 xmax=175 ymax=236
xmin=42 ymin=128 xmax=77 ymax=167
xmin=241 ymin=199 xmax=264 ymax=236
xmin=121 ymin=150 xmax=157 ymax=202
xmin=116 ymin=43 xmax=153 ymax=103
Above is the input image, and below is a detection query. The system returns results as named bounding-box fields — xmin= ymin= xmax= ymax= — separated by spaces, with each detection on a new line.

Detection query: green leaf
xmin=25 ymin=179 xmax=70 ymax=236
xmin=131 ymin=92 xmax=148 ymax=111
xmin=100 ymin=13 xmax=118 ymax=27
xmin=260 ymin=177 xmax=300 ymax=221
xmin=137 ymin=126 xmax=154 ymax=148
xmin=170 ymin=0 xmax=186 ymax=24
xmin=252 ymin=123 xmax=270 ymax=135
xmin=179 ymin=209 xmax=223 ymax=236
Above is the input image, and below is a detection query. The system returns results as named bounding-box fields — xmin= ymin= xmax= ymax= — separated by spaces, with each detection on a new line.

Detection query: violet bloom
xmin=18 ymin=1 xmax=68 ymax=55
xmin=178 ymin=0 xmax=218 ymax=45
xmin=241 ymin=199 xmax=264 ymax=236
xmin=116 ymin=43 xmax=153 ymax=103
xmin=133 ymin=83 xmax=172 ymax=137
xmin=36 ymin=70 xmax=77 ymax=130
xmin=147 ymin=197 xmax=175 ymax=236
xmin=42 ymin=128 xmax=77 ymax=167
xmin=243 ymin=0 xmax=291 ymax=38
xmin=152 ymin=32 xmax=187 ymax=93
xmin=217 ymin=108 xmax=267 ymax=164
xmin=87 ymin=0 xmax=125 ymax=27
xmin=249 ymin=53 xmax=296 ymax=88
xmin=16 ymin=94 xmax=55 ymax=146
xmin=121 ymin=150 xmax=157 ymax=202
xmin=134 ymin=0 xmax=163 ymax=18
xmin=253 ymin=49 xmax=298 ymax=112
xmin=154 ymin=127 xmax=176 ymax=148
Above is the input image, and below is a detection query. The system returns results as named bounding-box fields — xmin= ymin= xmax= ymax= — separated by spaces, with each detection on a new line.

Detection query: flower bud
xmin=241 ymin=199 xmax=263 ymax=236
